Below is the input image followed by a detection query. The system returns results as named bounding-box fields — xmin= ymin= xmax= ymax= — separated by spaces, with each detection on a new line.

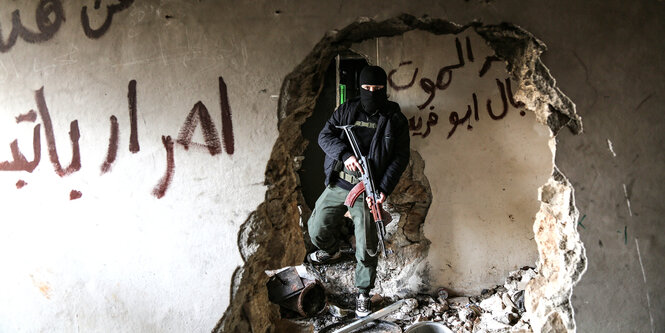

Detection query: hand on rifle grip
xmin=366 ymin=192 xmax=386 ymax=209
xmin=344 ymin=155 xmax=364 ymax=174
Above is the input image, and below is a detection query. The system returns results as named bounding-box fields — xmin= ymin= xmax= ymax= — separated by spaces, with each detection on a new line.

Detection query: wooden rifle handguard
xmin=344 ymin=182 xmax=393 ymax=225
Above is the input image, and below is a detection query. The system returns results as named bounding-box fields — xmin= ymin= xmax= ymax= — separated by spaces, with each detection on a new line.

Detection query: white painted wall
xmin=352 ymin=30 xmax=552 ymax=294
xmin=0 ymin=2 xmax=273 ymax=331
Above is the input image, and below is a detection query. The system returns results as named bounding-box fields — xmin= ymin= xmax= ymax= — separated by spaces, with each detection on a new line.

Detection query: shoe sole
xmin=306 ymin=253 xmax=342 ymax=266
xmin=355 ymin=309 xmax=371 ymax=317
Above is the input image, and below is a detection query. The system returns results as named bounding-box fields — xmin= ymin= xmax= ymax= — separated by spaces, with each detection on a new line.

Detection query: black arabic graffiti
xmin=416 ymin=37 xmax=470 ymax=110
xmin=388 ymin=35 xmax=527 ymax=139
xmin=388 ymin=61 xmax=418 ymax=91
xmin=447 ymin=78 xmax=525 ymax=139
xmin=391 ymin=37 xmax=475 ymax=138
xmin=409 ymin=112 xmax=439 ymax=138
xmin=0 ymin=0 xmax=133 ymax=53
xmin=81 ymin=0 xmax=135 ymax=39
xmin=1 ymin=76 xmax=236 ymax=200
xmin=0 ymin=0 xmax=65 ymax=53
xmin=479 ymin=56 xmax=501 ymax=78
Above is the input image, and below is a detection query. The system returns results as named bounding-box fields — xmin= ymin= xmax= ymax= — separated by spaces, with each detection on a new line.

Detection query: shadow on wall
xmin=216 ymin=14 xmax=585 ymax=333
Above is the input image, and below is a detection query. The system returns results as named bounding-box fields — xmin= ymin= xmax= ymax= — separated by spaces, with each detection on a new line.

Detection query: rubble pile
xmin=309 ymin=248 xmax=358 ymax=295
xmin=291 ymin=266 xmax=538 ymax=332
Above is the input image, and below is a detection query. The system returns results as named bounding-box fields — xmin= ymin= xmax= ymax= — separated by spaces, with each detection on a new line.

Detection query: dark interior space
xmin=299 ymin=54 xmax=368 ymax=209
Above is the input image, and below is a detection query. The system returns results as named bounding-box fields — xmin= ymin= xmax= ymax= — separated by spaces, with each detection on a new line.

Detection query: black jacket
xmin=318 ymin=97 xmax=410 ymax=196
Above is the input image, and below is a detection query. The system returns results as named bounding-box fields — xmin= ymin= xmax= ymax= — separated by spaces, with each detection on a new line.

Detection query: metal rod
xmin=331 ymin=299 xmax=405 ymax=333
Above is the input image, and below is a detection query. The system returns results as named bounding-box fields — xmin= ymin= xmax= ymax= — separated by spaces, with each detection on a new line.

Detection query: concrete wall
xmin=0 ymin=2 xmax=269 ymax=331
xmin=0 ymin=1 xmax=662 ymax=332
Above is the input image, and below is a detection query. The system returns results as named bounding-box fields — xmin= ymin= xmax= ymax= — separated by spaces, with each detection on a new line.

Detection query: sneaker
xmin=355 ymin=293 xmax=371 ymax=317
xmin=306 ymin=249 xmax=341 ymax=265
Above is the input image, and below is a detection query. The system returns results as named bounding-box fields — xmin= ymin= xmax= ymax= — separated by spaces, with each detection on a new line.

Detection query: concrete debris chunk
xmin=502 ymin=292 xmax=517 ymax=311
xmin=421 ymin=306 xmax=435 ymax=319
xmin=431 ymin=301 xmax=449 ymax=313
xmin=479 ymin=294 xmax=505 ymax=315
xmin=327 ymin=304 xmax=351 ymax=318
xmin=458 ymin=307 xmax=474 ymax=322
xmin=504 ymin=266 xmax=537 ymax=293
xmin=517 ymin=269 xmax=537 ymax=291
xmin=447 ymin=296 xmax=470 ymax=308
xmin=472 ymin=313 xmax=511 ymax=332
xmin=402 ymin=298 xmax=419 ymax=313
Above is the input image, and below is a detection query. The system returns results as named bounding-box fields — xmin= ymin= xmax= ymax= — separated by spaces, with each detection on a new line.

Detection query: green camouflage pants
xmin=307 ymin=184 xmax=379 ymax=294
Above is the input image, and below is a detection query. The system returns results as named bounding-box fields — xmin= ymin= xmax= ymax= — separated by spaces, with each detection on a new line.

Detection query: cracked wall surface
xmin=219 ymin=15 xmax=585 ymax=333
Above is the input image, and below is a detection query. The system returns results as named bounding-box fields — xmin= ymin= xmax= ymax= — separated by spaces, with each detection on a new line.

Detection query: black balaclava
xmin=359 ymin=66 xmax=388 ymax=113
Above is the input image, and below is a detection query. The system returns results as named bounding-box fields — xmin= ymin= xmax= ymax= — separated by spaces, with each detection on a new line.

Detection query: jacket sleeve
xmin=378 ymin=111 xmax=411 ymax=196
xmin=318 ymin=104 xmax=353 ymax=162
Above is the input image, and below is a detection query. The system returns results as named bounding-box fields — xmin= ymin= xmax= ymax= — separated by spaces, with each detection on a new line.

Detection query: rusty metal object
xmin=280 ymin=279 xmax=326 ymax=317
xmin=267 ymin=267 xmax=304 ymax=302
xmin=266 ymin=267 xmax=327 ymax=317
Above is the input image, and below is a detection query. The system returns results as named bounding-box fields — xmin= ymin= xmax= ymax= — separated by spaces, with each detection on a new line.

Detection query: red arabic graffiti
xmin=128 ymin=80 xmax=140 ymax=153
xmin=218 ymin=77 xmax=235 ymax=155
xmin=177 ymin=102 xmax=223 ymax=155
xmin=101 ymin=115 xmax=119 ymax=174
xmin=152 ymin=136 xmax=174 ymax=199
xmin=36 ymin=87 xmax=82 ymax=177
xmin=70 ymin=189 xmax=82 ymax=200
xmin=1 ymin=76 xmax=236 ymax=199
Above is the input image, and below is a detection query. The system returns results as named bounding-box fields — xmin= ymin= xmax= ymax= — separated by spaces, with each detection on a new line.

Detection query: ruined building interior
xmin=0 ymin=1 xmax=662 ymax=333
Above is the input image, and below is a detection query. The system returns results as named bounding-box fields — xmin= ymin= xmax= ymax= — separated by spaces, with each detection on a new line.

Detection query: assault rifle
xmin=336 ymin=125 xmax=390 ymax=257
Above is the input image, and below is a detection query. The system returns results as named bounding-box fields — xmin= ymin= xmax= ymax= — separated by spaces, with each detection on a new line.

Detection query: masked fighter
xmin=306 ymin=65 xmax=410 ymax=317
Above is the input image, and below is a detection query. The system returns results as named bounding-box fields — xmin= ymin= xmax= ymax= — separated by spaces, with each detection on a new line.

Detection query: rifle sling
xmin=338 ymin=170 xmax=360 ymax=185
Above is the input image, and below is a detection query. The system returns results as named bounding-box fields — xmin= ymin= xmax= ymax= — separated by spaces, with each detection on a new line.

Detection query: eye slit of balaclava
xmin=359 ymin=66 xmax=388 ymax=113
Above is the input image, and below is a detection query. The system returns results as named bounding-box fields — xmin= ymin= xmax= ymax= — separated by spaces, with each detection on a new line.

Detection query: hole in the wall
xmin=216 ymin=15 xmax=586 ymax=333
